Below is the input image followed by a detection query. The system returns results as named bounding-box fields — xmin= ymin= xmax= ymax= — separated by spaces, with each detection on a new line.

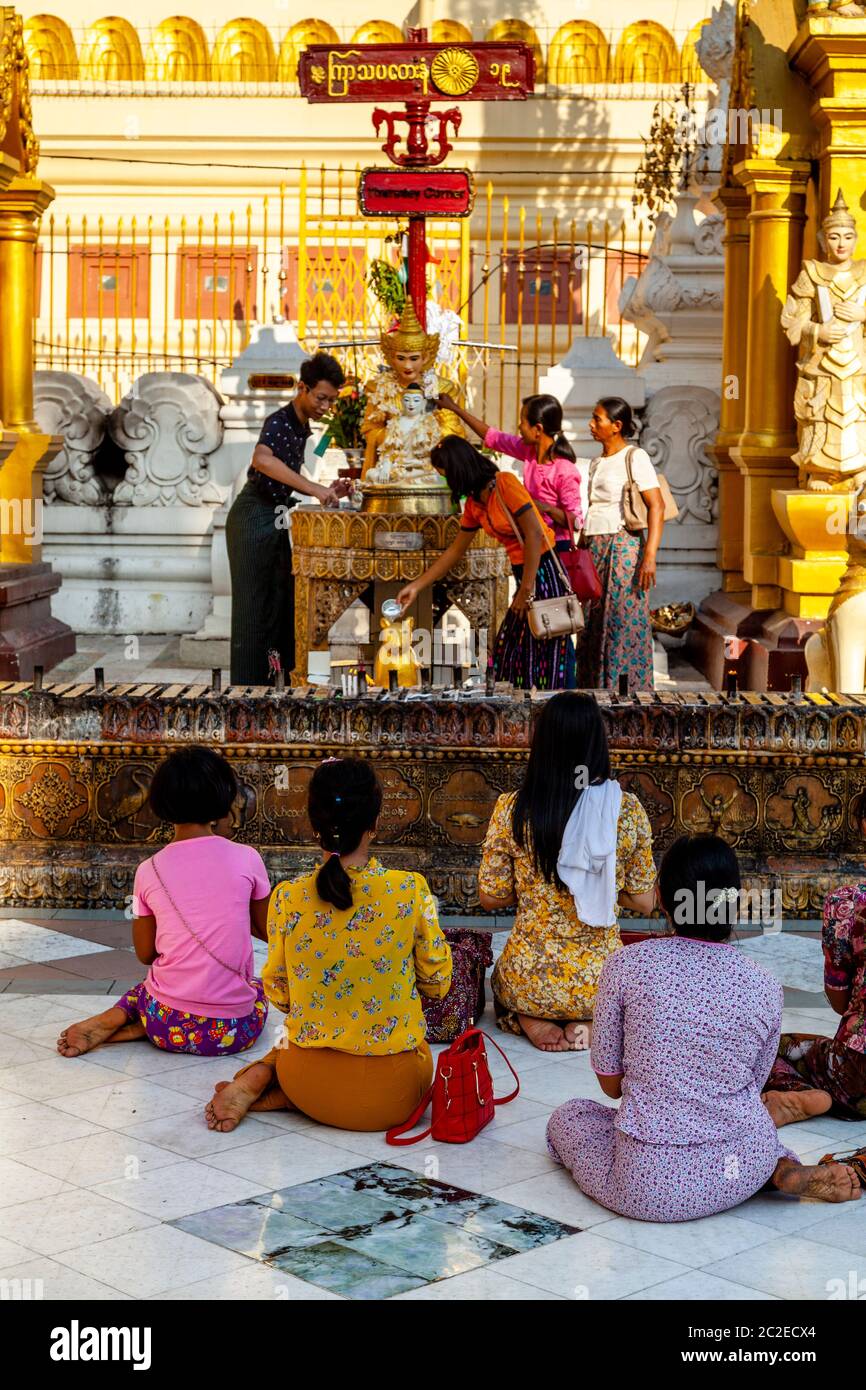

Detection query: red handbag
xmin=559 ymin=510 xmax=602 ymax=602
xmin=386 ymin=1028 xmax=520 ymax=1146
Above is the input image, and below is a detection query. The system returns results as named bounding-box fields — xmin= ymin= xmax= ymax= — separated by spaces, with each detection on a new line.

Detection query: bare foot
xmin=205 ymin=1062 xmax=275 ymax=1132
xmin=212 ymin=1078 xmax=292 ymax=1113
xmin=564 ymin=1022 xmax=591 ymax=1051
xmin=518 ymin=1016 xmax=571 ymax=1052
xmin=57 ymin=1007 xmax=132 ymax=1057
xmin=763 ymin=1089 xmax=832 ymax=1128
xmin=772 ymin=1158 xmax=861 ymax=1203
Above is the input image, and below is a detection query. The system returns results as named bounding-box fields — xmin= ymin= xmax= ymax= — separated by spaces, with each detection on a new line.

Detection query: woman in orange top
xmin=398 ymin=436 xmax=577 ymax=689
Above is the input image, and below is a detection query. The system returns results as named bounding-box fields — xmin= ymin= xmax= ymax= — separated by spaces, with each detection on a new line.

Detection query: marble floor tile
xmin=387 ymin=1136 xmax=557 ymax=1192
xmin=269 ymin=1239 xmax=426 ymax=1299
xmin=599 ymin=1210 xmax=778 ymax=1267
xmin=0 ymin=1054 xmax=131 ymax=1103
xmin=737 ymin=935 xmax=824 ymax=993
xmin=486 ymin=1171 xmax=617 ymax=1230
xmin=175 ymin=1201 xmax=332 ymax=1260
xmin=55 ymin=1223 xmax=254 ymax=1299
xmin=83 ymin=1041 xmax=221 ymax=1079
xmin=0 ymin=1087 xmax=35 ymax=1113
xmin=623 ymin=1271 xmax=779 ymax=1301
xmin=0 ymin=1187 xmax=157 ymax=1255
xmin=338 ymin=1211 xmax=509 ymax=1281
xmin=0 ymin=1100 xmax=103 ymax=1158
xmin=93 ymin=1159 xmax=268 ymax=1220
xmin=202 ymin=1133 xmax=371 ymax=1188
xmin=394 ymin=1267 xmax=565 ymax=1300
xmin=0 ymin=1236 xmax=39 ymax=1270
xmin=0 ymin=1032 xmax=56 ymax=1069
xmin=800 ymin=1201 xmax=866 ymax=1257
xmin=0 ymin=1156 xmax=73 ymax=1209
xmin=119 ymin=1106 xmax=285 ymax=1160
xmin=484 ymin=1112 xmax=551 ymax=1156
xmin=156 ymin=1263 xmax=341 ymax=1300
xmin=703 ymin=1232 xmax=863 ymax=1300
xmin=47 ymin=1077 xmax=202 ymax=1128
xmin=496 ymin=1230 xmax=691 ymax=1300
xmin=734 ymin=1186 xmax=862 ymax=1235
xmin=151 ymin=1062 xmax=244 ymax=1102
xmin=0 ymin=922 xmax=111 ymax=964
xmin=256 ymin=1175 xmax=414 ymax=1229
xmin=0 ymin=1256 xmax=132 ymax=1300
xmin=17 ymin=1130 xmax=183 ymax=1187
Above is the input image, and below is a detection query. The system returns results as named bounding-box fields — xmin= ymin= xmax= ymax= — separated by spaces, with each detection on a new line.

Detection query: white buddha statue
xmin=365 ymin=384 xmax=443 ymax=485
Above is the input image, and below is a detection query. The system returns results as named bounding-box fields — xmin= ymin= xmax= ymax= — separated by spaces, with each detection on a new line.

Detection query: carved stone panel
xmin=111 ymin=372 xmax=224 ymax=506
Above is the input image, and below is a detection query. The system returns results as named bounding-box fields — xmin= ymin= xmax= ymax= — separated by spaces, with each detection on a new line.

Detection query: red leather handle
xmin=479 ymin=1032 xmax=520 ymax=1106
xmin=384 ymin=1083 xmax=435 ymax=1146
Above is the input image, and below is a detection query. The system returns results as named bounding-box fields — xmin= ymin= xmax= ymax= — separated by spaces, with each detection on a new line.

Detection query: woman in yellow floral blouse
xmin=479 ymin=692 xmax=657 ymax=1052
xmin=206 ymin=758 xmax=451 ymax=1132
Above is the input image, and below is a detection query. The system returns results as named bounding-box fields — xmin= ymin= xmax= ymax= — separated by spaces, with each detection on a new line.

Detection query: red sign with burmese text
xmin=359 ymin=168 xmax=475 ymax=218
xmin=298 ymin=42 xmax=534 ymax=103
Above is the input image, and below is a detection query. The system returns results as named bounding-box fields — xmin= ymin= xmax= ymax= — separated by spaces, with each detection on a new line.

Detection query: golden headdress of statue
xmin=380 ymin=298 xmax=440 ymax=373
xmin=822 ymin=189 xmax=857 ymax=238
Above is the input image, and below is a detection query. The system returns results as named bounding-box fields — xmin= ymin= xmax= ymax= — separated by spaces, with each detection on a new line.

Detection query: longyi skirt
xmin=494 ymin=549 xmax=577 ymax=691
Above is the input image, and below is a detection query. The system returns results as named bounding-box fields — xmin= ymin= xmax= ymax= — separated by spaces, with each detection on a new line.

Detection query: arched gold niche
xmin=211 ymin=18 xmax=276 ymax=82
xmin=681 ymin=19 xmax=710 ymax=85
xmin=23 ymin=14 xmax=78 ymax=79
xmin=350 ymin=22 xmax=405 ymax=45
xmin=79 ymin=16 xmax=144 ymax=81
xmin=431 ymin=21 xmax=473 ymax=45
xmin=277 ymin=19 xmax=339 ymax=83
xmin=548 ymin=21 xmax=608 ymax=84
xmin=612 ymin=21 xmax=678 ymax=84
xmin=144 ymin=17 xmax=209 ymax=82
xmin=486 ymin=18 xmax=545 ymax=83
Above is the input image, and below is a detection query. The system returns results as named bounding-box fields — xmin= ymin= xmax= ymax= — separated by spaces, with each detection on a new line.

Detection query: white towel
xmin=557 ymin=780 xmax=623 ymax=927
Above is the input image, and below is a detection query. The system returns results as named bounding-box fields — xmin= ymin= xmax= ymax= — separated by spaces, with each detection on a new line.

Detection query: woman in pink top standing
xmin=438 ymin=391 xmax=583 ymax=549
xmin=58 ymin=747 xmax=271 ymax=1059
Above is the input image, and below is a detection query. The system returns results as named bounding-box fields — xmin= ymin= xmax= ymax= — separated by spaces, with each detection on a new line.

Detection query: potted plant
xmin=320 ymin=377 xmax=367 ymax=479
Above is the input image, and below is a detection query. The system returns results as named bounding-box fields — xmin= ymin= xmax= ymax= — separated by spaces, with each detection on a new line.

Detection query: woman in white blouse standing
xmin=578 ymin=397 xmax=664 ymax=692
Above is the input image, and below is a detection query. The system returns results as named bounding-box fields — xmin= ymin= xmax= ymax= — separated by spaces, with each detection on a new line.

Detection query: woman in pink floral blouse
xmin=763 ymin=791 xmax=866 ymax=1119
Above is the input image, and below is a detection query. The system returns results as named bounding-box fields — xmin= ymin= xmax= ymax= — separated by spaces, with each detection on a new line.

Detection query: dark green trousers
xmin=225 ymin=482 xmax=295 ymax=685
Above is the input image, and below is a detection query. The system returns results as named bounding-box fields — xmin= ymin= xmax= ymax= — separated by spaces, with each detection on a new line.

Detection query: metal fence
xmin=34 ymin=165 xmax=650 ymax=427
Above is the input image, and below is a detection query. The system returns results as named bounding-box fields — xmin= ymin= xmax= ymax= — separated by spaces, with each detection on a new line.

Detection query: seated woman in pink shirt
xmin=439 ymin=391 xmax=583 ymax=549
xmin=58 ymin=747 xmax=271 ymax=1059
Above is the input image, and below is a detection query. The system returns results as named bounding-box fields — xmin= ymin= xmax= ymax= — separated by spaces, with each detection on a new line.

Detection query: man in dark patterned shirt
xmin=225 ymin=353 xmax=349 ymax=684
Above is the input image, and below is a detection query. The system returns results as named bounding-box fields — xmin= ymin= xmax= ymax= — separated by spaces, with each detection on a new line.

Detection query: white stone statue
xmin=365 ymin=383 xmax=443 ymax=486
xmin=806 ymin=525 xmax=866 ymax=693
xmin=781 ymin=191 xmax=866 ymax=493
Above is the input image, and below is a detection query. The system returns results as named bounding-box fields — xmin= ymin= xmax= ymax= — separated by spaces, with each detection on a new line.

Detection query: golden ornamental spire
xmin=380 ymin=298 xmax=440 ymax=372
xmin=823 ymin=188 xmax=857 ymax=235
xmin=0 ymin=8 xmax=39 ymax=177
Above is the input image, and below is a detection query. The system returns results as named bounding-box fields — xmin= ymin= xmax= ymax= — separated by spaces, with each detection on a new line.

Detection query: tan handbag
xmin=496 ymin=483 xmax=584 ymax=639
xmin=622 ymin=446 xmax=679 ymax=533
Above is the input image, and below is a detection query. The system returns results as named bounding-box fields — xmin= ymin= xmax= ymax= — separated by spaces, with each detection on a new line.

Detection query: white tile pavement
xmin=0 ymin=988 xmax=862 ymax=1301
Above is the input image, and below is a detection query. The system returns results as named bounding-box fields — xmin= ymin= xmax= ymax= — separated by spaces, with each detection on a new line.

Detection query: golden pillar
xmin=712 ymin=183 xmax=751 ymax=595
xmin=730 ymin=160 xmax=810 ymax=611
xmin=0 ymin=7 xmax=72 ymax=675
xmin=789 ymin=15 xmax=866 ymax=246
xmin=0 ymin=176 xmax=60 ymax=564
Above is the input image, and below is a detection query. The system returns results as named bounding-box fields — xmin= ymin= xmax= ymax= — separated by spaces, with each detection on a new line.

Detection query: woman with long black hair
xmin=579 ymin=396 xmax=664 ymax=691
xmin=438 ymin=391 xmax=583 ymax=550
xmin=397 ymin=435 xmax=577 ymax=689
xmin=205 ymin=757 xmax=451 ymax=1133
xmin=478 ymin=692 xmax=657 ymax=1051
